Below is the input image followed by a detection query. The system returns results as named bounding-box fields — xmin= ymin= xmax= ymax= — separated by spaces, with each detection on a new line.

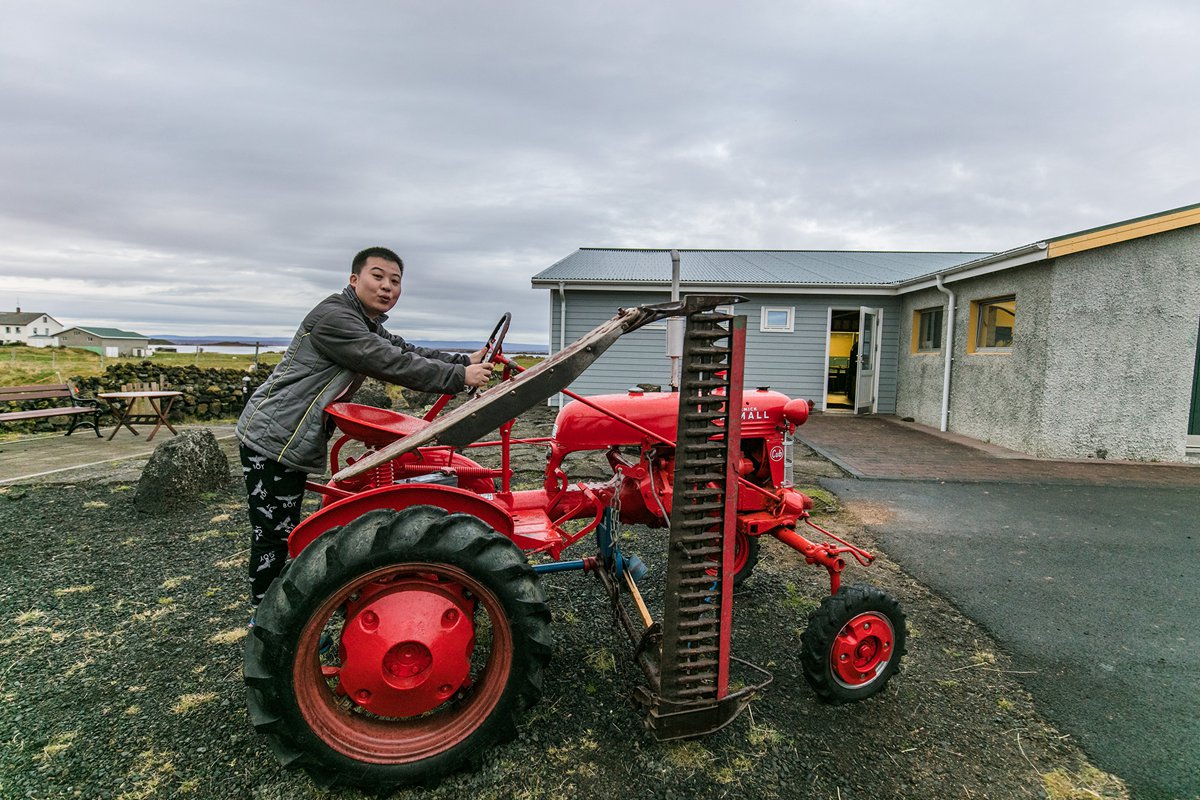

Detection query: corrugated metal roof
xmin=66 ymin=326 xmax=148 ymax=339
xmin=532 ymin=248 xmax=993 ymax=286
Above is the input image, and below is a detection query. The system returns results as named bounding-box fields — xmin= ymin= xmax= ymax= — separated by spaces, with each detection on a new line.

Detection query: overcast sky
xmin=1 ymin=1 xmax=1196 ymax=343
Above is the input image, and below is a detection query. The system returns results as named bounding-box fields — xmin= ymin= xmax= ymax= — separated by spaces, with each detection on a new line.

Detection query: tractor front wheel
xmin=800 ymin=584 xmax=906 ymax=704
xmin=705 ymin=529 xmax=760 ymax=587
xmin=244 ymin=505 xmax=552 ymax=790
xmin=731 ymin=530 xmax=760 ymax=587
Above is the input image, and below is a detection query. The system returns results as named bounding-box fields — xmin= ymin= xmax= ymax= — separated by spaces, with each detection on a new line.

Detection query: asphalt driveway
xmin=801 ymin=416 xmax=1199 ymax=800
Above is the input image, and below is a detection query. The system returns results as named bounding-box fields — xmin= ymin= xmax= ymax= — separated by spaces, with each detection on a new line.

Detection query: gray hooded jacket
xmin=236 ymin=286 xmax=469 ymax=473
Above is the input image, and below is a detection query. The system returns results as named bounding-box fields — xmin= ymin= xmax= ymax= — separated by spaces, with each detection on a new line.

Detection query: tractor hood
xmin=552 ymin=386 xmax=807 ymax=450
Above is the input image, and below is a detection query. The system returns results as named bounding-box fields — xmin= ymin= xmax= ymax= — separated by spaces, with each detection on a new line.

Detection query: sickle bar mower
xmin=244 ymin=296 xmax=907 ymax=791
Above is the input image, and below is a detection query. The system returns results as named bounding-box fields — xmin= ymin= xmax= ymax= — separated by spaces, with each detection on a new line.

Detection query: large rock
xmin=353 ymin=378 xmax=393 ymax=410
xmin=134 ymin=429 xmax=230 ymax=514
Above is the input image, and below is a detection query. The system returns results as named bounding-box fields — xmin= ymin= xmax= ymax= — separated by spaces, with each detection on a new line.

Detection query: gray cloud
xmin=1 ymin=0 xmax=1196 ymax=341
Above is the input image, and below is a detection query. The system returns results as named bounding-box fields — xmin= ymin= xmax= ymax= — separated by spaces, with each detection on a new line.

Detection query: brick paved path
xmin=797 ymin=413 xmax=1200 ymax=487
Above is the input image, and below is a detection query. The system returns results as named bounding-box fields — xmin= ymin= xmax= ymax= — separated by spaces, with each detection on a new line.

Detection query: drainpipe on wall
xmin=934 ymin=273 xmax=956 ymax=432
xmin=667 ymin=249 xmax=683 ymax=391
xmin=558 ymin=281 xmax=567 ymax=410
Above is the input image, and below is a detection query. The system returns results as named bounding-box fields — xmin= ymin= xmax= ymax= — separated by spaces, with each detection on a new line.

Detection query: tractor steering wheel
xmin=481 ymin=312 xmax=511 ymax=365
xmin=465 ymin=312 xmax=511 ymax=399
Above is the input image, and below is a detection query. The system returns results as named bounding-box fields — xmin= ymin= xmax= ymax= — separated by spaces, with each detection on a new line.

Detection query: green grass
xmin=0 ymin=345 xmax=544 ymax=388
xmin=0 ymin=345 xmax=282 ymax=386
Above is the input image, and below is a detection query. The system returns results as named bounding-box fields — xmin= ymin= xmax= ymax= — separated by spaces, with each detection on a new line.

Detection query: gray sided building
xmin=531 ymin=249 xmax=989 ymax=414
xmin=56 ymin=326 xmax=150 ymax=357
xmin=533 ymin=203 xmax=1200 ymax=463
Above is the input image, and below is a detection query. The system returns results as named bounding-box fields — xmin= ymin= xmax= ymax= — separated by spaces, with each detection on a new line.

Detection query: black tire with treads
xmin=244 ymin=505 xmax=551 ymax=790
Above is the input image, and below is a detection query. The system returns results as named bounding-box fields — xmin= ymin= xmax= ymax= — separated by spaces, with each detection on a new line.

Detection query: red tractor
xmin=244 ymin=297 xmax=906 ymax=790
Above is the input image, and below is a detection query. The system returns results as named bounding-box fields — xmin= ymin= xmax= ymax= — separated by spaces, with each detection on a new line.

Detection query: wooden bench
xmin=0 ymin=383 xmax=104 ymax=437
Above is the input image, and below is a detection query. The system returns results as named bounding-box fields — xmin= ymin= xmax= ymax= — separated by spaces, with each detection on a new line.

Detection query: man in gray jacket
xmin=236 ymin=246 xmax=492 ymax=610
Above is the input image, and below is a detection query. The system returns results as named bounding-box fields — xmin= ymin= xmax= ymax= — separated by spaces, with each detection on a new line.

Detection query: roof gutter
xmin=899 ymin=241 xmax=1048 ymax=294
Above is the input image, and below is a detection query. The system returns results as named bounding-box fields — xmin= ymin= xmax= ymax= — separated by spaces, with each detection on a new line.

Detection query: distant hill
xmin=152 ymin=335 xmax=548 ymax=354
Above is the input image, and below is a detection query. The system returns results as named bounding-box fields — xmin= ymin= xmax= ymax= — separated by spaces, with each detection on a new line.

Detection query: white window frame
xmin=760 ymin=306 xmax=795 ymax=333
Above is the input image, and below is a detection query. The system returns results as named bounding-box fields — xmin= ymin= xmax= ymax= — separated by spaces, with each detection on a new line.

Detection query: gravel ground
xmin=0 ymin=408 xmax=1128 ymax=800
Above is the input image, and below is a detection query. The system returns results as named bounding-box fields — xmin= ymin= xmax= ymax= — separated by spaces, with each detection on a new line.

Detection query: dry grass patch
xmin=209 ymin=627 xmax=247 ymax=645
xmin=1042 ymin=765 xmax=1128 ymax=799
xmin=53 ymin=584 xmax=95 ymax=596
xmin=35 ymin=730 xmax=79 ymax=763
xmin=171 ymin=692 xmax=218 ymax=714
xmin=13 ymin=609 xmax=48 ymax=625
xmin=663 ymin=740 xmax=711 ymax=774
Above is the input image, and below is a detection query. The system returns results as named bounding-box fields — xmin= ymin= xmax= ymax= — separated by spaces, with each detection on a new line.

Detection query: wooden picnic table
xmin=97 ymin=391 xmax=184 ymax=442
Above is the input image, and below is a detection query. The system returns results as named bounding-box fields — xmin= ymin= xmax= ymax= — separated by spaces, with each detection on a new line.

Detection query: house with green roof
xmin=56 ymin=326 xmax=150 ymax=357
xmin=533 ymin=202 xmax=1200 ymax=463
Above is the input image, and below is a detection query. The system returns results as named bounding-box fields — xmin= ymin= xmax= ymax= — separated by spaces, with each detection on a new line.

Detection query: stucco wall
xmin=1035 ymin=226 xmax=1200 ymax=461
xmin=941 ymin=262 xmax=1054 ymax=454
xmin=896 ymin=225 xmax=1200 ymax=461
xmin=896 ymin=287 xmax=950 ymax=426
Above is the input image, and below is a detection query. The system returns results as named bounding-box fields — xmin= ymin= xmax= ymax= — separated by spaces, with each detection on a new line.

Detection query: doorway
xmin=825 ymin=310 xmax=859 ymax=410
xmin=856 ymin=306 xmax=883 ymax=414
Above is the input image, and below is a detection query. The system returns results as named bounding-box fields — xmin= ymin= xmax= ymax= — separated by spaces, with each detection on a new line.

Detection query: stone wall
xmin=1 ymin=363 xmax=268 ymax=433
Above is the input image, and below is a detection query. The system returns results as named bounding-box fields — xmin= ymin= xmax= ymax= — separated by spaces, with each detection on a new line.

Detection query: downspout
xmin=558 ymin=281 xmax=567 ymax=410
xmin=934 ymin=273 xmax=955 ymax=432
xmin=667 ymin=249 xmax=682 ymax=391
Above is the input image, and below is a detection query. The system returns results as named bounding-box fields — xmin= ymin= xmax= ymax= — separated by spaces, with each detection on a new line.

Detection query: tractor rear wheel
xmin=244 ymin=505 xmax=552 ymax=790
xmin=800 ymin=584 xmax=906 ymax=704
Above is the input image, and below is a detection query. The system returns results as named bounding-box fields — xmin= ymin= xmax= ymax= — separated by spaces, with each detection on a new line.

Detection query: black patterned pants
xmin=240 ymin=444 xmax=308 ymax=607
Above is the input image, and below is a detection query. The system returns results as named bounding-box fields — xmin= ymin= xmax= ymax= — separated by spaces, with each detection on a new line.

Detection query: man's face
xmin=350 ymin=256 xmax=402 ymax=318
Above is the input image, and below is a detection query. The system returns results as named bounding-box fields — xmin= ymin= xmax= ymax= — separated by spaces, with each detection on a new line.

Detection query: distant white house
xmin=0 ymin=308 xmax=64 ymax=345
xmin=56 ymin=326 xmax=150 ymax=357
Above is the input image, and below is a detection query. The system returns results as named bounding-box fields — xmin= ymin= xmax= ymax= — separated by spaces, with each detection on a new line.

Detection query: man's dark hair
xmin=352 ymin=246 xmax=404 ymax=275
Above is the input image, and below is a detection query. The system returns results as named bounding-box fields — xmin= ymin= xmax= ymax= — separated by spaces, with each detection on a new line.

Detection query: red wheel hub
xmin=337 ymin=579 xmax=475 ymax=717
xmin=830 ymin=611 xmax=894 ymax=688
xmin=293 ymin=561 xmax=514 ymax=765
xmin=705 ymin=529 xmax=749 ymax=578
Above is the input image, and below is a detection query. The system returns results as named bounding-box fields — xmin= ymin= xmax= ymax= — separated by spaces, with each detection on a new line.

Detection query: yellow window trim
xmin=967 ymin=296 xmax=1015 ymax=354
xmin=911 ymin=306 xmax=944 ymax=354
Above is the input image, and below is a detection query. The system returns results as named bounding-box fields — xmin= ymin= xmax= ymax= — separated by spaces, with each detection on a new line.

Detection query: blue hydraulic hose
xmin=532 ymin=560 xmax=588 ymax=574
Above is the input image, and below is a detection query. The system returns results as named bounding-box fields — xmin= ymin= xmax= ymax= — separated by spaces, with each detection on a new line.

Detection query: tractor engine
xmin=546 ymin=387 xmax=812 ymax=526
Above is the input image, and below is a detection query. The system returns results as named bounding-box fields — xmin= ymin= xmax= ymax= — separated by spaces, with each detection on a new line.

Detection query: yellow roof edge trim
xmin=1048 ymin=205 xmax=1200 ymax=259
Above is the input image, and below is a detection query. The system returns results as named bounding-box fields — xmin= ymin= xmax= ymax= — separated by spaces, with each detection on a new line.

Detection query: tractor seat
xmin=325 ymin=402 xmax=429 ymax=447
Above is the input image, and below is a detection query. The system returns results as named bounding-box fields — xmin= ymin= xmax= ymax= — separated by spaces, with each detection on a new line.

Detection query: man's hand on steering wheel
xmin=463 ymin=362 xmax=492 ymax=389
xmin=464 ymin=312 xmax=511 ymax=396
